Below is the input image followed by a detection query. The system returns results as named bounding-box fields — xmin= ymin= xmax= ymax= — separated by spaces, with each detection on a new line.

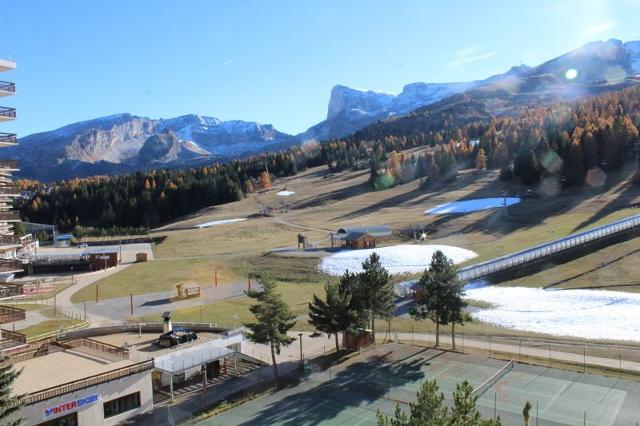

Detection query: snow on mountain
xmin=301 ymin=39 xmax=640 ymax=143
xmin=11 ymin=114 xmax=298 ymax=181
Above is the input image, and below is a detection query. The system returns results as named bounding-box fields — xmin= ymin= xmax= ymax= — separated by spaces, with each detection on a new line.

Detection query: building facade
xmin=0 ymin=54 xmax=23 ymax=274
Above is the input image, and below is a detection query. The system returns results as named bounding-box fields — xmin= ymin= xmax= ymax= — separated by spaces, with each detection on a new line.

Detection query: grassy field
xmin=70 ymin=258 xmax=236 ymax=303
xmin=72 ymin=156 xmax=640 ymax=331
xmin=503 ymin=235 xmax=640 ymax=291
xmin=20 ymin=318 xmax=84 ymax=338
xmin=139 ymin=281 xmax=323 ymax=327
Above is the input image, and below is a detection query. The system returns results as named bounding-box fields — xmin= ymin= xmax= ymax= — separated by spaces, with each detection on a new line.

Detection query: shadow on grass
xmin=543 ymin=246 xmax=640 ymax=289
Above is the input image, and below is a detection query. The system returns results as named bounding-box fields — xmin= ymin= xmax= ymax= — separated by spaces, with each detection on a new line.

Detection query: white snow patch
xmin=319 ymin=244 xmax=477 ymax=276
xmin=465 ymin=284 xmax=640 ymax=342
xmin=425 ymin=197 xmax=521 ymax=215
xmin=277 ymin=191 xmax=296 ymax=196
xmin=193 ymin=218 xmax=246 ymax=229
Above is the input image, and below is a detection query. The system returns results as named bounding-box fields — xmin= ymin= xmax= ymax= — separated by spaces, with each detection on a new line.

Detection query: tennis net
xmin=472 ymin=359 xmax=515 ymax=397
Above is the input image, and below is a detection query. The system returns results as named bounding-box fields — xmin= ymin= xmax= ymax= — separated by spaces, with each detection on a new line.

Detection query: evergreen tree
xmin=450 ymin=381 xmax=501 ymax=425
xmin=244 ymin=277 xmax=296 ymax=384
xmin=410 ymin=251 xmax=460 ymax=347
xmin=377 ymin=380 xmax=447 ymax=426
xmin=0 ymin=354 xmax=23 ymax=426
xmin=377 ymin=379 xmax=501 ymax=426
xmin=358 ymin=253 xmax=395 ymax=343
xmin=308 ymin=283 xmax=359 ymax=351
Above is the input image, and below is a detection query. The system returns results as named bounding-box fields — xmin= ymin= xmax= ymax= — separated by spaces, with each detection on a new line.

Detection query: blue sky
xmin=2 ymin=0 xmax=639 ymax=136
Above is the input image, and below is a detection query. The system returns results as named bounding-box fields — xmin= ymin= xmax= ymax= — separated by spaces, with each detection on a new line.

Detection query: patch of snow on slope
xmin=464 ymin=285 xmax=640 ymax=341
xmin=425 ymin=197 xmax=521 ymax=214
xmin=277 ymin=191 xmax=295 ymax=196
xmin=319 ymin=244 xmax=478 ymax=276
xmin=193 ymin=218 xmax=246 ymax=229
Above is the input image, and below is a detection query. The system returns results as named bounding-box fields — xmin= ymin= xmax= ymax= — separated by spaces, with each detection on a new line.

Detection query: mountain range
xmin=9 ymin=38 xmax=640 ymax=181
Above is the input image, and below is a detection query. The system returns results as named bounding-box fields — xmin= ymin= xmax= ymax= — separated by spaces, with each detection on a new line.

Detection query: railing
xmin=0 ymin=52 xmax=15 ymax=63
xmin=0 ymin=107 xmax=15 ymax=119
xmin=0 ymin=260 xmax=24 ymax=273
xmin=0 ymin=211 xmax=21 ymax=222
xmin=65 ymin=337 xmax=129 ymax=359
xmin=0 ymin=185 xmax=18 ymax=196
xmin=0 ymin=305 xmax=25 ymax=323
xmin=0 ymin=235 xmax=21 ymax=246
xmin=22 ymin=359 xmax=155 ymax=406
xmin=0 ymin=81 xmax=15 ymax=93
xmin=458 ymin=213 xmax=640 ymax=282
xmin=0 ymin=329 xmax=26 ymax=349
xmin=0 ymin=160 xmax=18 ymax=169
xmin=0 ymin=133 xmax=17 ymax=144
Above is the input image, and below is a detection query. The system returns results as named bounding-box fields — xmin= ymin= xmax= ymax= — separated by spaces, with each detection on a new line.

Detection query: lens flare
xmin=565 ymin=68 xmax=578 ymax=80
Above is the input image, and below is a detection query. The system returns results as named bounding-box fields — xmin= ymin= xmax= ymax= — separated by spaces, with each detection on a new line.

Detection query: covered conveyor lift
xmin=154 ymin=340 xmax=239 ymax=401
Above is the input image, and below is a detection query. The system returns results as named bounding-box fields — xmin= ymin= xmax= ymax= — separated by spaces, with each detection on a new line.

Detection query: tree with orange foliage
xmin=259 ymin=171 xmax=272 ymax=190
xmin=475 ymin=148 xmax=487 ymax=170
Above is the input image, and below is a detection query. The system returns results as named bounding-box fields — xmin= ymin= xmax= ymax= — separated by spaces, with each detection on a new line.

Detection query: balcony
xmin=0 ymin=107 xmax=15 ymax=122
xmin=0 ymin=234 xmax=21 ymax=246
xmin=0 ymin=305 xmax=26 ymax=324
xmin=0 ymin=133 xmax=16 ymax=145
xmin=0 ymin=211 xmax=20 ymax=222
xmin=0 ymin=54 xmax=16 ymax=72
xmin=0 ymin=160 xmax=18 ymax=170
xmin=0 ymin=259 xmax=24 ymax=273
xmin=0 ymin=185 xmax=18 ymax=196
xmin=0 ymin=81 xmax=14 ymax=97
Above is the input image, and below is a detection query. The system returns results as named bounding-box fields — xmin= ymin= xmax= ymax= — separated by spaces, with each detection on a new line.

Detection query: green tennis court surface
xmin=201 ymin=343 xmax=640 ymax=425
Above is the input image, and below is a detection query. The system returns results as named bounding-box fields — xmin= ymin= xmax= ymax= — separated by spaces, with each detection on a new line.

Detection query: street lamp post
xmin=299 ymin=333 xmax=303 ymax=361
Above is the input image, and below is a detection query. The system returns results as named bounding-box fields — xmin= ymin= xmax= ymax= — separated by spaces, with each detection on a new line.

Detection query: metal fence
xmin=458 ymin=213 xmax=640 ymax=282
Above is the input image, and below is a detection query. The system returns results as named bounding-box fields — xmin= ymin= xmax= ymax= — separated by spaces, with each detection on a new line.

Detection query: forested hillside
xmin=17 ymin=87 xmax=640 ymax=232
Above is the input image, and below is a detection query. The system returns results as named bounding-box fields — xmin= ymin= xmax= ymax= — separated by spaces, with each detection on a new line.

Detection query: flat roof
xmin=12 ymin=351 xmax=135 ymax=395
xmin=90 ymin=331 xmax=222 ymax=359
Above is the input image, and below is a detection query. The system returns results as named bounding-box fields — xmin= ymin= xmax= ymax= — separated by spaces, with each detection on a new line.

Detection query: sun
xmin=564 ymin=68 xmax=578 ymax=80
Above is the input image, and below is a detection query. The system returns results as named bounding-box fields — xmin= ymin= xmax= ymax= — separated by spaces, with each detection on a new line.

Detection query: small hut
xmin=344 ymin=232 xmax=377 ymax=249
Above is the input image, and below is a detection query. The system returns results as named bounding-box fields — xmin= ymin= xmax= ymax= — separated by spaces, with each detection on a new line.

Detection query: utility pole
xmin=130 ymin=294 xmax=133 ymax=316
xmin=299 ymin=333 xmax=303 ymax=361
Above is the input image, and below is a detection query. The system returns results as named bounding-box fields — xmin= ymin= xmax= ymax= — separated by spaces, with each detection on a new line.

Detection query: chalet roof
xmin=343 ymin=232 xmax=374 ymax=241
xmin=336 ymin=225 xmax=391 ymax=238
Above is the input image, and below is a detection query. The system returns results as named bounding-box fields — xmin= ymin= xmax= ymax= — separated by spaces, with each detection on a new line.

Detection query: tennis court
xmin=202 ymin=343 xmax=640 ymax=425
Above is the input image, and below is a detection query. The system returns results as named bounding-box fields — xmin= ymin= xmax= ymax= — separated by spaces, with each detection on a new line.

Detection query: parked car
xmin=156 ymin=329 xmax=198 ymax=348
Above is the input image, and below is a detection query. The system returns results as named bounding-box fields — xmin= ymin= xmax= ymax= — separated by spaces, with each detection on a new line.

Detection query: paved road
xmin=382 ymin=332 xmax=640 ymax=373
xmin=78 ymin=281 xmax=262 ymax=322
xmin=53 ymin=266 xmax=133 ymax=323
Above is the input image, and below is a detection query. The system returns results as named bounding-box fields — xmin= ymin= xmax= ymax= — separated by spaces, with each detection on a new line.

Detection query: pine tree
xmin=0 ymin=354 xmax=23 ymax=426
xmin=410 ymin=251 xmax=460 ymax=347
xmin=308 ymin=283 xmax=359 ymax=351
xmin=377 ymin=380 xmax=447 ymax=426
xmin=450 ymin=381 xmax=501 ymax=425
xmin=358 ymin=253 xmax=395 ymax=343
xmin=377 ymin=379 xmax=501 ymax=426
xmin=244 ymin=276 xmax=296 ymax=385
